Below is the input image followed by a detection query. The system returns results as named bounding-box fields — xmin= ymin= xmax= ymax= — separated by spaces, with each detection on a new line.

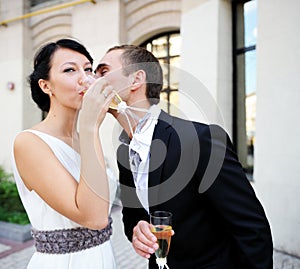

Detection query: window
xmin=29 ymin=0 xmax=64 ymax=8
xmin=140 ymin=32 xmax=181 ymax=115
xmin=232 ymin=0 xmax=257 ymax=178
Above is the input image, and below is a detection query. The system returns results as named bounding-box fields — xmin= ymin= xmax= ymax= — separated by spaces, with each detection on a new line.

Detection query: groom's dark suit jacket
xmin=117 ymin=110 xmax=273 ymax=269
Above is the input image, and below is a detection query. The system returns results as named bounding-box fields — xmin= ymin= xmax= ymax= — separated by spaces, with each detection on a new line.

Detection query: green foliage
xmin=0 ymin=166 xmax=30 ymax=225
xmin=0 ymin=166 xmax=12 ymax=181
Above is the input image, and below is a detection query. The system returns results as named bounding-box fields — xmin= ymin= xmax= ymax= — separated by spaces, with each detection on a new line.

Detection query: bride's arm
xmin=14 ymin=79 xmax=115 ymax=230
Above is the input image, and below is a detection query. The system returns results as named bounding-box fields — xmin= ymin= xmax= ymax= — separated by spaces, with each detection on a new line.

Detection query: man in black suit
xmin=95 ymin=45 xmax=273 ymax=269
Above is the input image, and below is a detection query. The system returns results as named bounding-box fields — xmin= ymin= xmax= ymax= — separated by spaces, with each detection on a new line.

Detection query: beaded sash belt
xmin=31 ymin=217 xmax=112 ymax=254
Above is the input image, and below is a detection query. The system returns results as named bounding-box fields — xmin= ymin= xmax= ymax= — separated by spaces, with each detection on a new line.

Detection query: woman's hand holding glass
xmin=79 ymin=75 xmax=122 ymax=110
xmin=79 ymin=76 xmax=115 ymax=128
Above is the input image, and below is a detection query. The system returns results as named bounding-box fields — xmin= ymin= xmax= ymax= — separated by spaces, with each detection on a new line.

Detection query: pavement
xmin=0 ymin=205 xmax=300 ymax=269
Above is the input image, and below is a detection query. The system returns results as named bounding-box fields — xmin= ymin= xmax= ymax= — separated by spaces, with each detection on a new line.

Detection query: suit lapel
xmin=148 ymin=110 xmax=173 ymax=210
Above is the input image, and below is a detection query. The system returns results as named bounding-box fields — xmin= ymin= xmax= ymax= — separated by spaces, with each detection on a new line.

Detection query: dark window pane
xmin=30 ymin=0 xmax=57 ymax=7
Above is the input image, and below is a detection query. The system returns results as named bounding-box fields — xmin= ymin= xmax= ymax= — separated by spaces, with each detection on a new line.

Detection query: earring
xmin=49 ymin=91 xmax=52 ymax=97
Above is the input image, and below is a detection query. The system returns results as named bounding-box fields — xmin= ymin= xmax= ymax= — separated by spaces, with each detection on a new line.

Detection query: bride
xmin=12 ymin=38 xmax=117 ymax=269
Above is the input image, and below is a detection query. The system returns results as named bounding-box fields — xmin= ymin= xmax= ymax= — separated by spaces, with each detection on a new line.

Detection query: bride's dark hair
xmin=28 ymin=38 xmax=93 ymax=112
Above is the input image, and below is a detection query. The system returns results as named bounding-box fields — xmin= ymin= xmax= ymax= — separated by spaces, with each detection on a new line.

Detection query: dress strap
xmin=31 ymin=217 xmax=112 ymax=254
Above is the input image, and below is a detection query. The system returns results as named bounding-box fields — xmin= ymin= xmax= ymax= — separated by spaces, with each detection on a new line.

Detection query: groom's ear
xmin=130 ymin=70 xmax=146 ymax=91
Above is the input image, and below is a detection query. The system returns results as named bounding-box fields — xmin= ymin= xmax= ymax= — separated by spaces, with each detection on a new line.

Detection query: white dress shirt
xmin=121 ymin=105 xmax=161 ymax=213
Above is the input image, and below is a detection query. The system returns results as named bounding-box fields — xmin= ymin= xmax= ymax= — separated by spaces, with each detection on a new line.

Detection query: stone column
xmin=255 ymin=0 xmax=300 ymax=256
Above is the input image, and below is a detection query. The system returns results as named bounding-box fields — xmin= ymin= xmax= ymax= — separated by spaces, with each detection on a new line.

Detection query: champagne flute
xmin=150 ymin=211 xmax=172 ymax=269
xmin=80 ymin=75 xmax=122 ymax=110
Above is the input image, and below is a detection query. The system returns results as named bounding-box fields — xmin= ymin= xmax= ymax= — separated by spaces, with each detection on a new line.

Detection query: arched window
xmin=140 ymin=32 xmax=181 ymax=115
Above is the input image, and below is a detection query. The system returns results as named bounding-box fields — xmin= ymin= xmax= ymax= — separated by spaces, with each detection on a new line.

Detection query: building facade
xmin=0 ymin=0 xmax=299 ymax=258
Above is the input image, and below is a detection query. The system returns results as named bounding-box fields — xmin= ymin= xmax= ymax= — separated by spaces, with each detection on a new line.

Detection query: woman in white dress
xmin=12 ymin=38 xmax=117 ymax=268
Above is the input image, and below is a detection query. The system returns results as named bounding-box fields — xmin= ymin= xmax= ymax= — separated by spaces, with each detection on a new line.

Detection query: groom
xmin=95 ymin=45 xmax=273 ymax=269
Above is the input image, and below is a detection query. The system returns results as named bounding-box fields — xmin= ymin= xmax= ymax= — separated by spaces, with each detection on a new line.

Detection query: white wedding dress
xmin=12 ymin=130 xmax=117 ymax=269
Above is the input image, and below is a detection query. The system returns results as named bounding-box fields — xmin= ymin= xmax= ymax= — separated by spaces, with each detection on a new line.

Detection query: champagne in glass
xmin=150 ymin=211 xmax=172 ymax=269
xmin=108 ymin=91 xmax=123 ymax=110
